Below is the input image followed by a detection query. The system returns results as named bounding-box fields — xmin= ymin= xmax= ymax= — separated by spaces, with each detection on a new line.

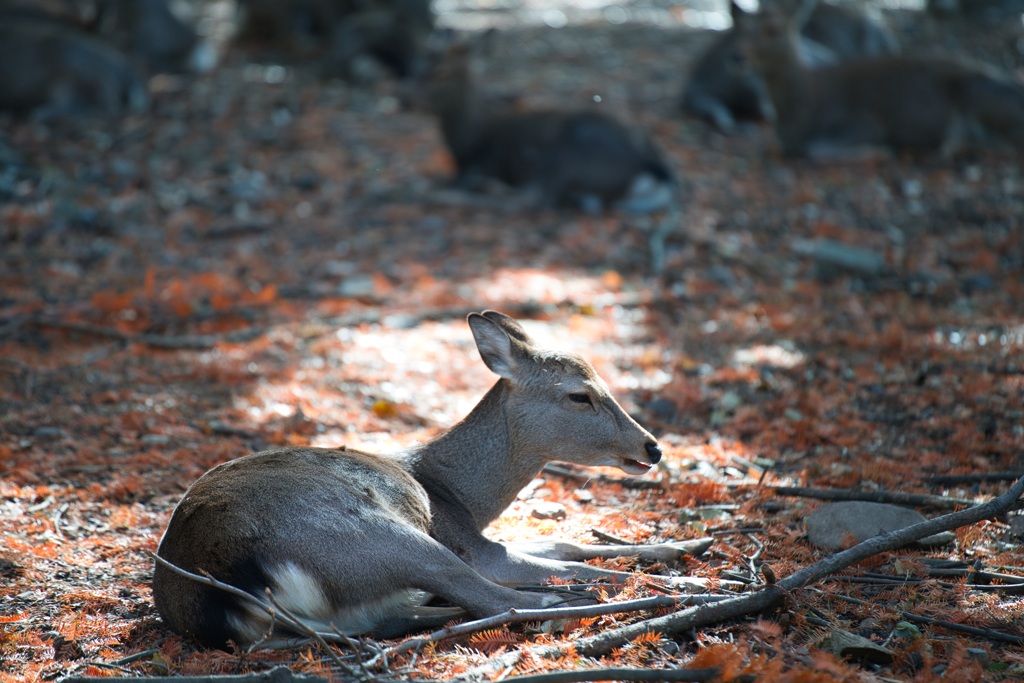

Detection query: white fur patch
xmin=228 ymin=562 xmax=430 ymax=642
xmin=269 ymin=562 xmax=332 ymax=618
xmin=619 ymin=173 xmax=674 ymax=214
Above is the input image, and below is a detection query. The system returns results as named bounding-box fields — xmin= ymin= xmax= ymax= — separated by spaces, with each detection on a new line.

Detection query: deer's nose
xmin=644 ymin=440 xmax=662 ymax=464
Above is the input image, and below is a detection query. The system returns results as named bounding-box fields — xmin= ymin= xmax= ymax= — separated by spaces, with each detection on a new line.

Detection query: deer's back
xmin=0 ymin=21 xmax=145 ymax=115
xmin=802 ymin=3 xmax=899 ymax=61
xmin=153 ymin=447 xmax=432 ymax=645
xmin=475 ymin=109 xmax=670 ymax=206
xmin=773 ymin=56 xmax=990 ymax=154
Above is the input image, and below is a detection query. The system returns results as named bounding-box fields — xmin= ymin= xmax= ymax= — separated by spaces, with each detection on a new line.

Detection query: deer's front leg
xmin=467 ymin=534 xmax=629 ymax=585
xmin=507 ymin=537 xmax=714 ymax=564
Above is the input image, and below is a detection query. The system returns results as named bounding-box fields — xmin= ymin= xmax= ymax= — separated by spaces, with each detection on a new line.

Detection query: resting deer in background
xmin=0 ymin=11 xmax=147 ymax=117
xmin=681 ymin=0 xmax=899 ymax=134
xmin=417 ymin=30 xmax=675 ymax=213
xmin=154 ymin=311 xmax=707 ymax=648
xmin=733 ymin=0 xmax=1024 ymax=160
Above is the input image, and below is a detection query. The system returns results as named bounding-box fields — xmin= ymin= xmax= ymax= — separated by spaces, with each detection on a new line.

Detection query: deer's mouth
xmin=619 ymin=457 xmax=655 ymax=475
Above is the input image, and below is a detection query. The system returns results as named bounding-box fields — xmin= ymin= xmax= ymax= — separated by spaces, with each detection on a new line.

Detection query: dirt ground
xmin=1 ymin=2 xmax=1023 ymax=681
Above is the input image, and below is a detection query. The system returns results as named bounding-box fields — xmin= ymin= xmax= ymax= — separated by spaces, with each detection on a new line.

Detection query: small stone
xmin=966 ymin=648 xmax=991 ymax=668
xmin=574 ymin=490 xmax=595 ymax=504
xmin=648 ymin=397 xmax=677 ymax=421
xmin=806 ymin=501 xmax=955 ymax=550
xmin=819 ymin=628 xmax=894 ymax=666
xmin=338 ymin=275 xmax=376 ymax=298
xmin=530 ymin=501 xmax=567 ymax=521
xmin=31 ymin=426 xmax=62 ymax=439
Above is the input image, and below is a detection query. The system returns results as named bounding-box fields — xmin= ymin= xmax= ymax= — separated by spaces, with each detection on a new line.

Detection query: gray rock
xmin=530 ymin=501 xmax=567 ymax=521
xmin=806 ymin=501 xmax=956 ymax=550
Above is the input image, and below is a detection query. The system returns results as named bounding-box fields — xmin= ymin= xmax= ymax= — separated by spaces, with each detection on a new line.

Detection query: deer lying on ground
xmin=733 ymin=0 xmax=1024 ymax=160
xmin=0 ymin=10 xmax=147 ymax=117
xmin=236 ymin=0 xmax=433 ymax=80
xmin=928 ymin=0 xmax=1024 ymax=22
xmin=94 ymin=0 xmax=213 ymax=75
xmin=419 ymin=30 xmax=675 ymax=213
xmin=682 ymin=0 xmax=898 ymax=134
xmin=153 ymin=311 xmax=706 ymax=648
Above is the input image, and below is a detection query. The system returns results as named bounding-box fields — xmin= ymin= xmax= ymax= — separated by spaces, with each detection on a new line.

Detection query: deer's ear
xmin=469 ymin=313 xmax=519 ymax=380
xmin=480 ymin=310 xmax=534 ymax=345
xmin=792 ymin=0 xmax=819 ymax=28
xmin=729 ymin=0 xmax=745 ymax=24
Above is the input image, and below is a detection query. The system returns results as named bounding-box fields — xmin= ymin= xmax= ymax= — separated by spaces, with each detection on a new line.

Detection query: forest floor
xmin=1 ymin=2 xmax=1023 ymax=681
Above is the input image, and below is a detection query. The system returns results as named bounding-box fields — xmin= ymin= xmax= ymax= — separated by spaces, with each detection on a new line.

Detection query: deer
xmin=928 ymin=0 xmax=1024 ymax=22
xmin=93 ymin=0 xmax=214 ymax=75
xmin=322 ymin=0 xmax=435 ymax=81
xmin=0 ymin=13 xmax=147 ymax=117
xmin=681 ymin=0 xmax=899 ymax=134
xmin=417 ymin=30 xmax=675 ymax=213
xmin=236 ymin=0 xmax=433 ymax=80
xmin=732 ymin=0 xmax=1024 ymax=160
xmin=153 ymin=311 xmax=708 ymax=649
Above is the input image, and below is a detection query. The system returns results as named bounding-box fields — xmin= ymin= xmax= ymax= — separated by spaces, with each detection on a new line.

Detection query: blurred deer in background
xmin=732 ymin=0 xmax=1024 ymax=159
xmin=154 ymin=312 xmax=708 ymax=648
xmin=681 ymin=0 xmax=899 ymax=133
xmin=0 ymin=4 xmax=147 ymax=117
xmin=418 ymin=29 xmax=676 ymax=213
xmin=93 ymin=0 xmax=214 ymax=75
xmin=927 ymin=0 xmax=1024 ymax=22
xmin=236 ymin=0 xmax=434 ymax=80
xmin=0 ymin=0 xmax=214 ymax=117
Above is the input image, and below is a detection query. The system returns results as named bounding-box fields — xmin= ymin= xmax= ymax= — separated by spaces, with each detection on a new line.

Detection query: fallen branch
xmin=823 ymin=591 xmax=1024 ymax=645
xmin=925 ymin=472 xmax=1024 ymax=485
xmin=490 ymin=667 xmax=719 ymax=683
xmin=543 ymin=464 xmax=665 ymax=490
xmin=461 ymin=474 xmax=1024 ymax=676
xmin=263 ymin=589 xmax=354 ymax=675
xmin=824 ymin=574 xmax=1024 ymax=595
xmin=773 ymin=486 xmax=976 ymax=511
xmin=386 ymin=595 xmax=730 ymax=658
xmin=61 ymin=666 xmax=326 ymax=683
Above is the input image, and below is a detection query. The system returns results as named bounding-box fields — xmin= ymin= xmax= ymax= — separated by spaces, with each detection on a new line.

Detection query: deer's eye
xmin=568 ymin=393 xmax=592 ymax=405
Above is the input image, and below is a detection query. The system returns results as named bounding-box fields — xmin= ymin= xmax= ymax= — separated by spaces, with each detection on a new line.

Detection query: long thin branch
xmin=823 ymin=591 xmax=1024 ymax=645
xmin=263 ymin=590 xmax=354 ymax=674
xmin=386 ymin=595 xmax=729 ymax=657
xmin=925 ymin=472 xmax=1024 ymax=485
xmin=542 ymin=464 xmax=665 ymax=490
xmin=773 ymin=486 xmax=977 ymax=510
xmin=61 ymin=667 xmax=327 ymax=683
xmin=489 ymin=668 xmax=720 ymax=683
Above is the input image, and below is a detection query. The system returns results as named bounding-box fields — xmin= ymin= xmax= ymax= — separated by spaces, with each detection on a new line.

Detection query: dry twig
xmin=543 ymin=464 xmax=664 ymax=490
xmin=491 ymin=668 xmax=719 ymax=683
xmin=773 ymin=485 xmax=978 ymax=510
xmin=822 ymin=591 xmax=1024 ymax=645
xmin=385 ymin=595 xmax=729 ymax=658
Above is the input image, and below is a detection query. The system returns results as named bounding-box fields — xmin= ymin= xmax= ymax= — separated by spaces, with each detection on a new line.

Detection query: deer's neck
xmin=403 ymin=381 xmax=544 ymax=532
xmin=755 ymin=39 xmax=810 ymax=127
xmin=429 ymin=78 xmax=486 ymax=169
